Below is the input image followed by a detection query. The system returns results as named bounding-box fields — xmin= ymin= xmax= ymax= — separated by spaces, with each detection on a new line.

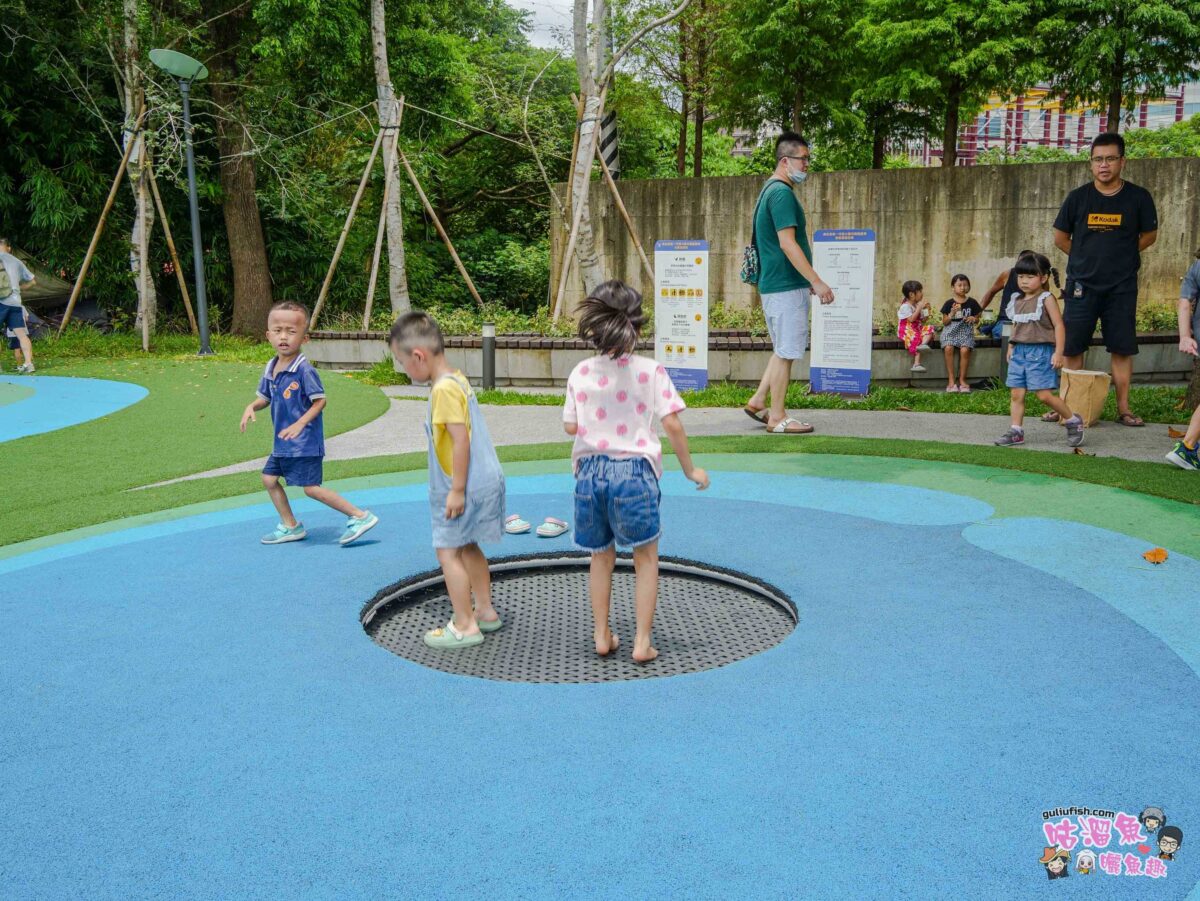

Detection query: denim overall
xmin=425 ymin=373 xmax=506 ymax=548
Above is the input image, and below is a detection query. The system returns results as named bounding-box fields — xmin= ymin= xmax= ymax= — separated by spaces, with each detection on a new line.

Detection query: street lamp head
xmin=149 ymin=48 xmax=208 ymax=82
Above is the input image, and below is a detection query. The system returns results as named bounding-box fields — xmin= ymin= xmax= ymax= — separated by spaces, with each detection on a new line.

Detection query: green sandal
xmin=477 ymin=615 xmax=503 ymax=634
xmin=423 ymin=620 xmax=484 ymax=649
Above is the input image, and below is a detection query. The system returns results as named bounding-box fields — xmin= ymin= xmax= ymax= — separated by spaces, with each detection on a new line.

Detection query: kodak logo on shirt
xmin=1087 ymin=213 xmax=1122 ymax=230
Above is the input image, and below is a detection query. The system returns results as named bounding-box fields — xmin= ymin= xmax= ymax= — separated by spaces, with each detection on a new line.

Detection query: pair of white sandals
xmin=505 ymin=514 xmax=569 ymax=538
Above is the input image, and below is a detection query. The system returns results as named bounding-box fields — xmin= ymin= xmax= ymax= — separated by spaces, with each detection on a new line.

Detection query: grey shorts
xmin=761 ymin=288 xmax=810 ymax=360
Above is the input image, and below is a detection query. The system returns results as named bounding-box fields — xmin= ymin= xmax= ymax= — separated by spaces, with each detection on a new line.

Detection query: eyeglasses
xmin=785 ymin=154 xmax=811 ymax=163
xmin=1090 ymin=155 xmax=1122 ymax=165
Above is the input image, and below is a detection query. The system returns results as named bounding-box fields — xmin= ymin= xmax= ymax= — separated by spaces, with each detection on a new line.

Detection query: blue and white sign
xmin=653 ymin=239 xmax=709 ymax=391
xmin=810 ymin=229 xmax=875 ymax=396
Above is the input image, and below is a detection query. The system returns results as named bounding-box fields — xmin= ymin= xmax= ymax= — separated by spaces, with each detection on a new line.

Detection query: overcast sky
xmin=508 ymin=0 xmax=575 ymax=50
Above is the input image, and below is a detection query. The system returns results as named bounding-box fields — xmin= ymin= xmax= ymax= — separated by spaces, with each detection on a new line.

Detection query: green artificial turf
xmin=463 ymin=381 xmax=1194 ymax=424
xmin=13 ymin=432 xmax=1196 ymax=553
xmin=0 ymin=358 xmax=388 ymax=546
xmin=0 ymin=381 xmax=35 ymax=407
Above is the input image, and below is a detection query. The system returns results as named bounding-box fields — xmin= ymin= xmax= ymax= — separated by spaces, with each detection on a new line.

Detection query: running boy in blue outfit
xmin=240 ymin=301 xmax=378 ymax=545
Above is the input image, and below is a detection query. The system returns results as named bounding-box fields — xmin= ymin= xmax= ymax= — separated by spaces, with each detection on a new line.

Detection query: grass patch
xmin=31 ymin=327 xmax=274 ymax=367
xmin=349 ymin=356 xmax=410 ymax=386
xmin=470 ymin=381 xmax=1191 ymax=425
xmin=14 ymin=433 xmax=1199 ymax=550
xmin=0 ymin=358 xmax=388 ymax=546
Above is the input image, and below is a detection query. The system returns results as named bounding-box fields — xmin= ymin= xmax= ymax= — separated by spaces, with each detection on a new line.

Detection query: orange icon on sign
xmin=661 ymin=288 xmax=668 ymax=296
xmin=688 ymin=346 xmax=696 ymax=354
xmin=694 ymin=257 xmax=703 ymax=265
xmin=694 ymin=314 xmax=702 ymax=321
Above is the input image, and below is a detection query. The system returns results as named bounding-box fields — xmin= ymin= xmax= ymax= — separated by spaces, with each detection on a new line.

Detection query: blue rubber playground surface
xmin=0 ymin=375 xmax=148 ymax=442
xmin=2 ymin=461 xmax=1198 ymax=899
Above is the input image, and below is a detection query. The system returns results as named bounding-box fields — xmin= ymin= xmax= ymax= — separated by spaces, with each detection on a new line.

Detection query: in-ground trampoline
xmin=1 ymin=453 xmax=1197 ymax=899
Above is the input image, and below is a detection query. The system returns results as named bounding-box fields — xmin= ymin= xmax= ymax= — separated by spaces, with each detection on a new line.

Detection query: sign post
xmin=653 ymin=239 xmax=709 ymax=391
xmin=809 ymin=229 xmax=876 ymax=396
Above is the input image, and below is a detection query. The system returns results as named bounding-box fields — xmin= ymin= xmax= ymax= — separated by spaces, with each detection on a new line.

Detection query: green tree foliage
xmin=855 ymin=0 xmax=1034 ymax=166
xmin=1038 ymin=0 xmax=1200 ymax=131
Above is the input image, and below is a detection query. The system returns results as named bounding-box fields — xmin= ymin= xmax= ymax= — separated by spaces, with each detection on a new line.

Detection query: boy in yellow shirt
xmin=389 ymin=312 xmax=506 ymax=649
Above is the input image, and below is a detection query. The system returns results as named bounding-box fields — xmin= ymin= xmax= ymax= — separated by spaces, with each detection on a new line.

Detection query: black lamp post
xmin=150 ymin=48 xmax=213 ymax=355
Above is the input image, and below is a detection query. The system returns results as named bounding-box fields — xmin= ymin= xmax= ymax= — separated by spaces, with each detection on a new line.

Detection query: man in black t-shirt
xmin=1052 ymin=132 xmax=1158 ymax=426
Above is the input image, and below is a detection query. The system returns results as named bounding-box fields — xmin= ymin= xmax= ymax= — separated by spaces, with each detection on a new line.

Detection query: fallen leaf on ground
xmin=1168 ymin=426 xmax=1186 ymax=439
xmin=897 ymin=405 xmax=913 ymax=412
xmin=1143 ymin=548 xmax=1168 ymax=565
xmin=1072 ymin=447 xmax=1095 ymax=456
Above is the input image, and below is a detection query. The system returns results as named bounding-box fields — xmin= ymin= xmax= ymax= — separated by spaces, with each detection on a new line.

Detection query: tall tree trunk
xmin=371 ymin=0 xmax=411 ymax=314
xmin=870 ymin=107 xmax=886 ymax=170
xmin=943 ymin=80 xmax=962 ymax=167
xmin=791 ymin=87 xmax=804 ymax=133
xmin=212 ymin=80 xmax=274 ymax=335
xmin=211 ymin=6 xmax=274 ymax=336
xmin=676 ymin=23 xmax=689 ymax=177
xmin=562 ymin=0 xmax=607 ymax=306
xmin=123 ymin=0 xmax=156 ymax=343
xmin=691 ymin=4 xmax=705 ymax=178
xmin=1105 ymin=52 xmax=1125 ymax=131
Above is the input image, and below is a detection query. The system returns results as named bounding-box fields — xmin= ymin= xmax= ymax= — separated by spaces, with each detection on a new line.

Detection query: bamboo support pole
xmin=396 ymin=148 xmax=485 ymax=308
xmin=146 ymin=161 xmax=198 ymax=335
xmin=362 ymin=128 xmax=399 ymax=330
xmin=58 ymin=105 xmax=146 ymax=336
xmin=596 ymin=146 xmax=653 ymax=286
xmin=311 ymin=126 xmax=385 ymax=328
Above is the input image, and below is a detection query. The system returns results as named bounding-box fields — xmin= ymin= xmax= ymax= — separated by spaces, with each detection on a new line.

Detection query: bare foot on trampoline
xmin=595 ymin=629 xmax=619 ymax=657
xmin=632 ymin=640 xmax=658 ymax=664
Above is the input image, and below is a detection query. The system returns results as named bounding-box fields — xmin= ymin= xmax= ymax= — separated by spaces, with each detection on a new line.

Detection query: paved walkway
xmin=144 ymin=384 xmax=1180 ymax=487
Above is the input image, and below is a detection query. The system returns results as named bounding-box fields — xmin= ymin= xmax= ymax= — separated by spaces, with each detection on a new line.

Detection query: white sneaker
xmin=16 ymin=363 xmax=34 ymax=374
xmin=916 ymin=343 xmax=931 ymax=352
xmin=910 ymin=364 xmax=927 ymax=372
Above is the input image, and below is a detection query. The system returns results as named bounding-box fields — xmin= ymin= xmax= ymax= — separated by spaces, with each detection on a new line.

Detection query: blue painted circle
xmin=0 ymin=375 xmax=148 ymax=442
xmin=1 ymin=473 xmax=1197 ymax=899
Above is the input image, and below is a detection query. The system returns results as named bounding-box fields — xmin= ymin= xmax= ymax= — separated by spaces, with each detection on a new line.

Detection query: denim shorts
xmin=263 ymin=454 xmax=323 ymax=487
xmin=1006 ymin=343 xmax=1058 ymax=391
xmin=574 ymin=455 xmax=661 ymax=551
xmin=761 ymin=288 xmax=810 ymax=360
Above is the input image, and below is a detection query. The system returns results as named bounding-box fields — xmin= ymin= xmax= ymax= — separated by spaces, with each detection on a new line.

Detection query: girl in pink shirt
xmin=563 ymin=280 xmax=710 ymax=663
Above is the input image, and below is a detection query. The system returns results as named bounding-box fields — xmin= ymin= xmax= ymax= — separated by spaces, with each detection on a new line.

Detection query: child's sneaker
xmin=910 ymin=363 xmax=927 ymax=372
xmin=916 ymin=343 xmax=931 ymax=352
xmin=1166 ymin=440 xmax=1200 ymax=471
xmin=994 ymin=427 xmax=1025 ymax=447
xmin=262 ymin=522 xmax=307 ymax=544
xmin=1064 ymin=415 xmax=1085 ymax=448
xmin=339 ymin=510 xmax=379 ymax=545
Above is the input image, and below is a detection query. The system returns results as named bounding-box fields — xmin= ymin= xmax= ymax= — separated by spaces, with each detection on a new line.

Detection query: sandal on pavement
xmin=743 ymin=404 xmax=769 ymax=423
xmin=1041 ymin=411 xmax=1061 ymax=423
xmin=958 ymin=384 xmax=971 ymax=394
xmin=767 ymin=417 xmax=814 ymax=434
xmin=1116 ymin=412 xmax=1145 ymax=427
xmin=505 ymin=514 xmax=531 ymax=534
xmin=477 ymin=614 xmax=503 ymax=634
xmin=536 ymin=517 xmax=570 ymax=538
xmin=424 ymin=620 xmax=484 ymax=650
xmin=945 ymin=385 xmax=959 ymax=393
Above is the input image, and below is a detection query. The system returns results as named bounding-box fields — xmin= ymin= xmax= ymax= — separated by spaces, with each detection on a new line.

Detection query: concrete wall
xmin=551 ymin=159 xmax=1200 ymax=317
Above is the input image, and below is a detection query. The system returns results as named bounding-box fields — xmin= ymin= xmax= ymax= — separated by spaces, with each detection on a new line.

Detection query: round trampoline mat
xmin=361 ymin=553 xmax=797 ymax=683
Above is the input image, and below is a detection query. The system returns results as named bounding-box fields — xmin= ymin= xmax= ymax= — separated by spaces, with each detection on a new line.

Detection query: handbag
xmin=740 ymin=181 xmax=779 ymax=286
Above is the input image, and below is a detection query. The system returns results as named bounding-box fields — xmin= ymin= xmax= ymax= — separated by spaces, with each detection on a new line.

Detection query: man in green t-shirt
xmin=744 ymin=132 xmax=835 ymax=434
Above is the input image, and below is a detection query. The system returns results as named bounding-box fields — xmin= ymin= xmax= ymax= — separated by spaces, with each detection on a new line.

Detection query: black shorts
xmin=1062 ymin=281 xmax=1138 ymax=357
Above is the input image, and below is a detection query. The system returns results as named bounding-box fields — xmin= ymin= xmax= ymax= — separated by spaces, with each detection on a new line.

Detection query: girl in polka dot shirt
xmin=563 ymin=280 xmax=710 ymax=663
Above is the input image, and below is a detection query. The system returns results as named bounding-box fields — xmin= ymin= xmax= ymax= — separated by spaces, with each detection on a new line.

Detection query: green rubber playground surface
xmin=0 ymin=380 xmax=34 ymax=407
